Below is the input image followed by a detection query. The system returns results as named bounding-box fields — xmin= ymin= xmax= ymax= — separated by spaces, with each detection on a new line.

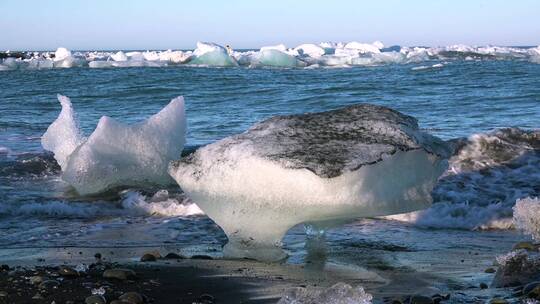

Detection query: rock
xmin=489 ymin=298 xmax=508 ymax=304
xmin=164 ymin=252 xmax=185 ymax=259
xmin=85 ymin=295 xmax=107 ymax=304
xmin=191 ymin=255 xmax=213 ymax=260
xmin=103 ymin=268 xmax=136 ymax=280
xmin=513 ymin=242 xmax=538 ymax=251
xmin=0 ymin=265 xmax=9 ymax=272
xmin=485 ymin=267 xmax=496 ymax=273
xmin=110 ymin=301 xmax=130 ymax=304
xmin=119 ymin=291 xmax=144 ymax=304
xmin=408 ymin=295 xmax=433 ymax=304
xmin=38 ymin=279 xmax=60 ymax=289
xmin=140 ymin=254 xmax=157 ymax=262
xmin=492 ymin=251 xmax=540 ymax=287
xmin=29 ymin=275 xmax=45 ymax=285
xmin=523 ymin=281 xmax=540 ymax=299
xmin=32 ymin=293 xmax=44 ymax=300
xmin=0 ymin=291 xmax=7 ymax=297
xmin=480 ymin=282 xmax=488 ymax=289
xmin=59 ymin=266 xmax=79 ymax=277
xmin=95 ymin=253 xmax=102 ymax=260
xmin=197 ymin=293 xmax=215 ymax=303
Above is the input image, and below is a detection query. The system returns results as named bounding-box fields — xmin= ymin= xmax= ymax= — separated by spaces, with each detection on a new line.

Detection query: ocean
xmin=0 ymin=44 xmax=539 ymax=298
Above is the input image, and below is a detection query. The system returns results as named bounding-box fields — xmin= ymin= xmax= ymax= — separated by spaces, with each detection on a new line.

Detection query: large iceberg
xmin=255 ymin=47 xmax=307 ymax=68
xmin=42 ymin=95 xmax=186 ymax=195
xmin=169 ymin=104 xmax=451 ymax=261
xmin=187 ymin=42 xmax=238 ymax=67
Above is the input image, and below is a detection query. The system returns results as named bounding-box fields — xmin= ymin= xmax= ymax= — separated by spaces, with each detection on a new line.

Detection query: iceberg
xmin=42 ymin=95 xmax=186 ymax=195
xmin=188 ymin=42 xmax=238 ymax=67
xmin=169 ymin=104 xmax=451 ymax=261
xmin=256 ymin=49 xmax=307 ymax=68
xmin=293 ymin=44 xmax=326 ymax=58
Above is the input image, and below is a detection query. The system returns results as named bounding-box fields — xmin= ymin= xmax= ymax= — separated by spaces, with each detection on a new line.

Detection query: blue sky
xmin=1 ymin=0 xmax=539 ymax=50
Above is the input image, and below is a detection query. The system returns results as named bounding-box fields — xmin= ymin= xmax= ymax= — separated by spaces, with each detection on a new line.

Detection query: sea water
xmin=0 ymin=50 xmax=539 ymax=291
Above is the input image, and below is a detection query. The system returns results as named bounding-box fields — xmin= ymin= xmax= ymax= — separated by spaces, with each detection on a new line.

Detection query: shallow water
xmin=0 ymin=59 xmax=539 ymax=298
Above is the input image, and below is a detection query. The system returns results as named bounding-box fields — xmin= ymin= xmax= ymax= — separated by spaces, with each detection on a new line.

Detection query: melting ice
xmin=2 ymin=42 xmax=540 ymax=71
xmin=169 ymin=104 xmax=451 ymax=261
xmin=42 ymin=94 xmax=186 ymax=195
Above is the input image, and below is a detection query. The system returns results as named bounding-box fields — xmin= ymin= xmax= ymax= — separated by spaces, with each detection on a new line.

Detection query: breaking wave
xmin=386 ymin=128 xmax=540 ymax=229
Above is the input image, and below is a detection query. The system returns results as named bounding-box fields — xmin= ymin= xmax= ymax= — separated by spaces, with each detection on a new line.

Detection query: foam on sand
xmin=42 ymin=95 xmax=186 ymax=195
xmin=169 ymin=104 xmax=450 ymax=261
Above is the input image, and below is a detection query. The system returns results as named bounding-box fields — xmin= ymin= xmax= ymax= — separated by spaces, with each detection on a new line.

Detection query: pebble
xmin=59 ymin=266 xmax=79 ymax=277
xmin=38 ymin=279 xmax=60 ymax=289
xmin=29 ymin=275 xmax=45 ymax=285
xmin=489 ymin=298 xmax=508 ymax=304
xmin=524 ymin=281 xmax=540 ymax=299
xmin=85 ymin=295 xmax=107 ymax=304
xmin=119 ymin=291 xmax=144 ymax=304
xmin=0 ymin=265 xmax=9 ymax=272
xmin=164 ymin=252 xmax=184 ymax=259
xmin=103 ymin=268 xmax=136 ymax=280
xmin=140 ymin=254 xmax=157 ymax=262
xmin=513 ymin=241 xmax=538 ymax=251
xmin=408 ymin=295 xmax=433 ymax=304
xmin=191 ymin=255 xmax=213 ymax=260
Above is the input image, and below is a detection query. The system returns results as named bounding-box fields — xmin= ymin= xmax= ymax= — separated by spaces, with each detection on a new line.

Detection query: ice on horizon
xmin=42 ymin=94 xmax=186 ymax=195
xmin=169 ymin=103 xmax=451 ymax=261
xmin=2 ymin=42 xmax=540 ymax=71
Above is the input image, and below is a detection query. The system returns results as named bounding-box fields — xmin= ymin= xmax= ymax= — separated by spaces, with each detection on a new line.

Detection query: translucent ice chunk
xmin=170 ymin=104 xmax=450 ymax=261
xmin=188 ymin=42 xmax=238 ymax=67
xmin=256 ymin=49 xmax=307 ymax=68
xmin=42 ymin=95 xmax=186 ymax=195
xmin=278 ymin=282 xmax=373 ymax=304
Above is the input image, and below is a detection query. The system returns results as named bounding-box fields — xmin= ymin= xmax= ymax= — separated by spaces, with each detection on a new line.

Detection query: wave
xmin=1 ymin=42 xmax=539 ymax=71
xmin=0 ymin=189 xmax=202 ymax=218
xmin=385 ymin=128 xmax=540 ymax=229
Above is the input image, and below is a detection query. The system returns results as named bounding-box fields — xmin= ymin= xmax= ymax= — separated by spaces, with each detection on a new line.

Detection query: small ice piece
xmin=110 ymin=51 xmax=128 ymax=62
xmin=277 ymin=282 xmax=373 ymax=304
xmin=344 ymin=41 xmax=382 ymax=54
xmin=514 ymin=197 xmax=540 ymax=241
xmin=294 ymin=44 xmax=326 ymax=58
xmin=170 ymin=104 xmax=450 ymax=261
xmin=188 ymin=42 xmax=238 ymax=67
xmin=256 ymin=49 xmax=307 ymax=68
xmin=42 ymin=95 xmax=186 ymax=195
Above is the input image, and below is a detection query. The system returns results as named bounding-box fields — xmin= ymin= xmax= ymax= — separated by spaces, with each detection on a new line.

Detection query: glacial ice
xmin=188 ymin=42 xmax=237 ymax=67
xmin=3 ymin=42 xmax=540 ymax=71
xmin=256 ymin=49 xmax=307 ymax=68
xmin=169 ymin=104 xmax=450 ymax=261
xmin=42 ymin=95 xmax=186 ymax=195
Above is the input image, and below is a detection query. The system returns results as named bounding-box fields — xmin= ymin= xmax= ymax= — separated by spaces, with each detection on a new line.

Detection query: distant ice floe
xmin=42 ymin=94 xmax=186 ymax=195
xmin=2 ymin=42 xmax=540 ymax=71
xmin=385 ymin=128 xmax=540 ymax=230
xmin=170 ymin=103 xmax=451 ymax=261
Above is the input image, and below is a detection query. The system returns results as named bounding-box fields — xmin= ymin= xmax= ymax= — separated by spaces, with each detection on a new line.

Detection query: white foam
xmin=120 ymin=190 xmax=203 ymax=217
xmin=385 ymin=128 xmax=540 ymax=230
xmin=514 ymin=197 xmax=540 ymax=240
xmin=42 ymin=95 xmax=186 ymax=195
